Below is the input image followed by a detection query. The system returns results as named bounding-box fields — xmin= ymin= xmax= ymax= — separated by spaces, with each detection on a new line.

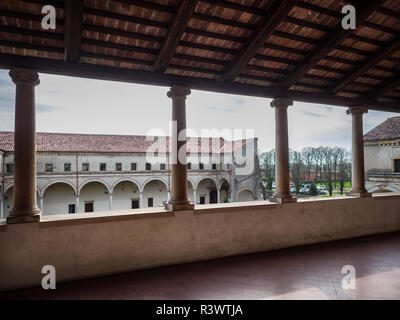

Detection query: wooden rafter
xmin=373 ymin=73 xmax=400 ymax=98
xmin=332 ymin=36 xmax=400 ymax=94
xmin=152 ymin=0 xmax=198 ymax=73
xmin=279 ymin=0 xmax=386 ymax=89
xmin=64 ymin=0 xmax=83 ymax=63
xmin=220 ymin=0 xmax=299 ymax=82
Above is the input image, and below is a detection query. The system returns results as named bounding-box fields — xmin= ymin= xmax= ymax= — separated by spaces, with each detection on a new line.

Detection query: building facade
xmin=0 ymin=132 xmax=262 ymax=218
xmin=364 ymin=116 xmax=400 ymax=193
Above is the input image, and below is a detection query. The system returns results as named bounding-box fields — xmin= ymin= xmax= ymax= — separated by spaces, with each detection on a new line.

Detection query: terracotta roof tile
xmin=0 ymin=132 xmax=251 ymax=154
xmin=364 ymin=116 xmax=400 ymax=142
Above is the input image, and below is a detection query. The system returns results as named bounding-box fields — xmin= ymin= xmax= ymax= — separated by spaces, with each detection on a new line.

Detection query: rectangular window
xmin=212 ymin=163 xmax=217 ymax=170
xmin=45 ymin=164 xmax=53 ymax=172
xmin=6 ymin=164 xmax=14 ymax=173
xmin=395 ymin=159 xmax=400 ymax=173
xmin=160 ymin=163 xmax=166 ymax=171
xmin=131 ymin=199 xmax=139 ymax=209
xmin=100 ymin=163 xmax=106 ymax=171
xmin=199 ymin=163 xmax=204 ymax=170
xmin=116 ymin=163 xmax=122 ymax=171
xmin=131 ymin=163 xmax=137 ymax=171
xmin=68 ymin=204 xmax=76 ymax=214
xmin=200 ymin=196 xmax=206 ymax=204
xmin=146 ymin=163 xmax=151 ymax=171
xmin=148 ymin=198 xmax=153 ymax=207
xmin=82 ymin=163 xmax=89 ymax=172
xmin=187 ymin=163 xmax=191 ymax=170
xmin=64 ymin=163 xmax=71 ymax=172
xmin=84 ymin=202 xmax=94 ymax=213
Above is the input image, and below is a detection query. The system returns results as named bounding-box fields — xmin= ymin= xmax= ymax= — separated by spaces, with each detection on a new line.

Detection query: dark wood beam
xmin=220 ymin=0 xmax=299 ymax=82
xmin=372 ymin=75 xmax=400 ymax=98
xmin=0 ymin=53 xmax=397 ymax=112
xmin=64 ymin=0 xmax=83 ymax=62
xmin=152 ymin=0 xmax=198 ymax=73
xmin=332 ymin=36 xmax=400 ymax=94
xmin=280 ymin=0 xmax=386 ymax=89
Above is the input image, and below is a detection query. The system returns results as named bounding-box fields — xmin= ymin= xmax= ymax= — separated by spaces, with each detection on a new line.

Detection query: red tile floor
xmin=2 ymin=232 xmax=400 ymax=300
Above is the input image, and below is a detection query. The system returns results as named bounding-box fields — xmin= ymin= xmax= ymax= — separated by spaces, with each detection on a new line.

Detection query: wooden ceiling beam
xmin=64 ymin=0 xmax=83 ymax=62
xmin=152 ymin=0 xmax=198 ymax=73
xmin=220 ymin=0 xmax=299 ymax=82
xmin=332 ymin=36 xmax=400 ymax=94
xmin=372 ymin=75 xmax=400 ymax=98
xmin=0 ymin=53 xmax=398 ymax=112
xmin=280 ymin=0 xmax=386 ymax=88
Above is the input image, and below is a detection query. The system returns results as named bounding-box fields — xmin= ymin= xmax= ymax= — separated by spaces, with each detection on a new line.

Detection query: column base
xmin=7 ymin=207 xmax=41 ymax=224
xmin=165 ymin=202 xmax=195 ymax=211
xmin=346 ymin=190 xmax=372 ymax=198
xmin=268 ymin=194 xmax=297 ymax=204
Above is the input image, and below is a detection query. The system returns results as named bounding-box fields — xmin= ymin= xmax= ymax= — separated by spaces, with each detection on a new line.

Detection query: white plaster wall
xmin=364 ymin=145 xmax=398 ymax=175
xmin=43 ymin=184 xmax=75 ymax=215
xmin=1 ymin=195 xmax=400 ymax=291
xmin=112 ymin=181 xmax=140 ymax=210
xmin=3 ymin=187 xmax=13 ymax=218
xmin=142 ymin=180 xmax=168 ymax=208
xmin=79 ymin=182 xmax=109 ymax=213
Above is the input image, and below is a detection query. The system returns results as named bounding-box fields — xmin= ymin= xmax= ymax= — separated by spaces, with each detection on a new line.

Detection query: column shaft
xmin=76 ymin=196 xmax=80 ymax=213
xmin=347 ymin=106 xmax=370 ymax=197
xmin=109 ymin=194 xmax=113 ymax=211
xmin=7 ymin=68 xmax=40 ymax=224
xmin=167 ymin=85 xmax=194 ymax=210
xmin=270 ymin=98 xmax=296 ymax=203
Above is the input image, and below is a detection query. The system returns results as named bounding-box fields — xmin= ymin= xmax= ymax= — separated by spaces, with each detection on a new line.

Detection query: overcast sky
xmin=0 ymin=69 xmax=396 ymax=152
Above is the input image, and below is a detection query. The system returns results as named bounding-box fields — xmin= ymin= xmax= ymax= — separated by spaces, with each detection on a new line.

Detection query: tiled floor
xmin=2 ymin=232 xmax=400 ymax=300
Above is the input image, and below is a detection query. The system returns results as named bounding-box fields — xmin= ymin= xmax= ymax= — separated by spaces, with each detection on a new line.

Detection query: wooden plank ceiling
xmin=0 ymin=0 xmax=399 ymax=112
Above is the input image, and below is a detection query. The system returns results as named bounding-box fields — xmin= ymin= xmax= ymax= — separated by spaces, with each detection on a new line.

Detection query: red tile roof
xmin=364 ymin=116 xmax=400 ymax=142
xmin=0 ymin=132 xmax=251 ymax=154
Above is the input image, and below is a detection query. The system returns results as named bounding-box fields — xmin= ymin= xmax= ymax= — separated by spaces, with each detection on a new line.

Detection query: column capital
xmin=270 ymin=97 xmax=293 ymax=109
xmin=9 ymin=68 xmax=40 ymax=86
xmin=167 ymin=85 xmax=191 ymax=99
xmin=346 ymin=106 xmax=368 ymax=115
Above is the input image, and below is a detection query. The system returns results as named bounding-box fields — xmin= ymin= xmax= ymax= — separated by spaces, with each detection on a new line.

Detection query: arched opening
xmin=43 ymin=182 xmax=76 ymax=215
xmin=197 ymin=178 xmax=218 ymax=204
xmin=142 ymin=179 xmax=168 ymax=208
xmin=238 ymin=189 xmax=255 ymax=202
xmin=79 ymin=181 xmax=110 ymax=213
xmin=219 ymin=179 xmax=230 ymax=203
xmin=112 ymin=180 xmax=140 ymax=210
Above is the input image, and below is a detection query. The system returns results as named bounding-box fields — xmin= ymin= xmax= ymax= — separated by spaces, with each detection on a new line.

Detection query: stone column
xmin=139 ymin=191 xmax=143 ymax=208
xmin=167 ymin=85 xmax=194 ymax=211
xmin=75 ymin=196 xmax=80 ymax=213
xmin=109 ymin=193 xmax=113 ymax=211
xmin=269 ymin=98 xmax=296 ymax=203
xmin=39 ymin=196 xmax=44 ymax=215
xmin=193 ymin=189 xmax=197 ymax=204
xmin=0 ymin=197 xmax=3 ymax=219
xmin=217 ymin=189 xmax=221 ymax=203
xmin=7 ymin=68 xmax=41 ymax=224
xmin=347 ymin=106 xmax=371 ymax=197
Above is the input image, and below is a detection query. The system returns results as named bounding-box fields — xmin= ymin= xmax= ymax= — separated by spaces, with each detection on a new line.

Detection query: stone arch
xmin=219 ymin=178 xmax=230 ymax=203
xmin=42 ymin=182 xmax=77 ymax=215
xmin=142 ymin=178 xmax=169 ymax=208
xmin=42 ymin=180 xmax=77 ymax=197
xmin=196 ymin=177 xmax=218 ymax=204
xmin=111 ymin=178 xmax=141 ymax=194
xmin=112 ymin=179 xmax=141 ymax=210
xmin=78 ymin=179 xmax=111 ymax=196
xmin=218 ymin=177 xmax=230 ymax=190
xmin=195 ymin=176 xmax=218 ymax=190
xmin=367 ymin=184 xmax=400 ymax=193
xmin=238 ymin=188 xmax=255 ymax=202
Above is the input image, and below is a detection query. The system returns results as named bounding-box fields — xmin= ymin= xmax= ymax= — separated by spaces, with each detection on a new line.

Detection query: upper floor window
xmin=82 ymin=163 xmax=89 ymax=172
xmin=160 ymin=163 xmax=166 ymax=171
xmin=187 ymin=163 xmax=191 ymax=170
xmin=146 ymin=163 xmax=151 ymax=171
xmin=131 ymin=163 xmax=137 ymax=171
xmin=64 ymin=163 xmax=71 ymax=172
xmin=45 ymin=164 xmax=53 ymax=172
xmin=199 ymin=163 xmax=204 ymax=170
xmin=394 ymin=159 xmax=400 ymax=173
xmin=100 ymin=163 xmax=106 ymax=171
xmin=6 ymin=164 xmax=13 ymax=173
xmin=116 ymin=163 xmax=122 ymax=171
xmin=212 ymin=163 xmax=217 ymax=170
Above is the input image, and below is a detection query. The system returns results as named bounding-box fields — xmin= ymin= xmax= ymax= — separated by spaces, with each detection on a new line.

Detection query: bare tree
xmin=323 ymin=147 xmax=334 ymax=196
